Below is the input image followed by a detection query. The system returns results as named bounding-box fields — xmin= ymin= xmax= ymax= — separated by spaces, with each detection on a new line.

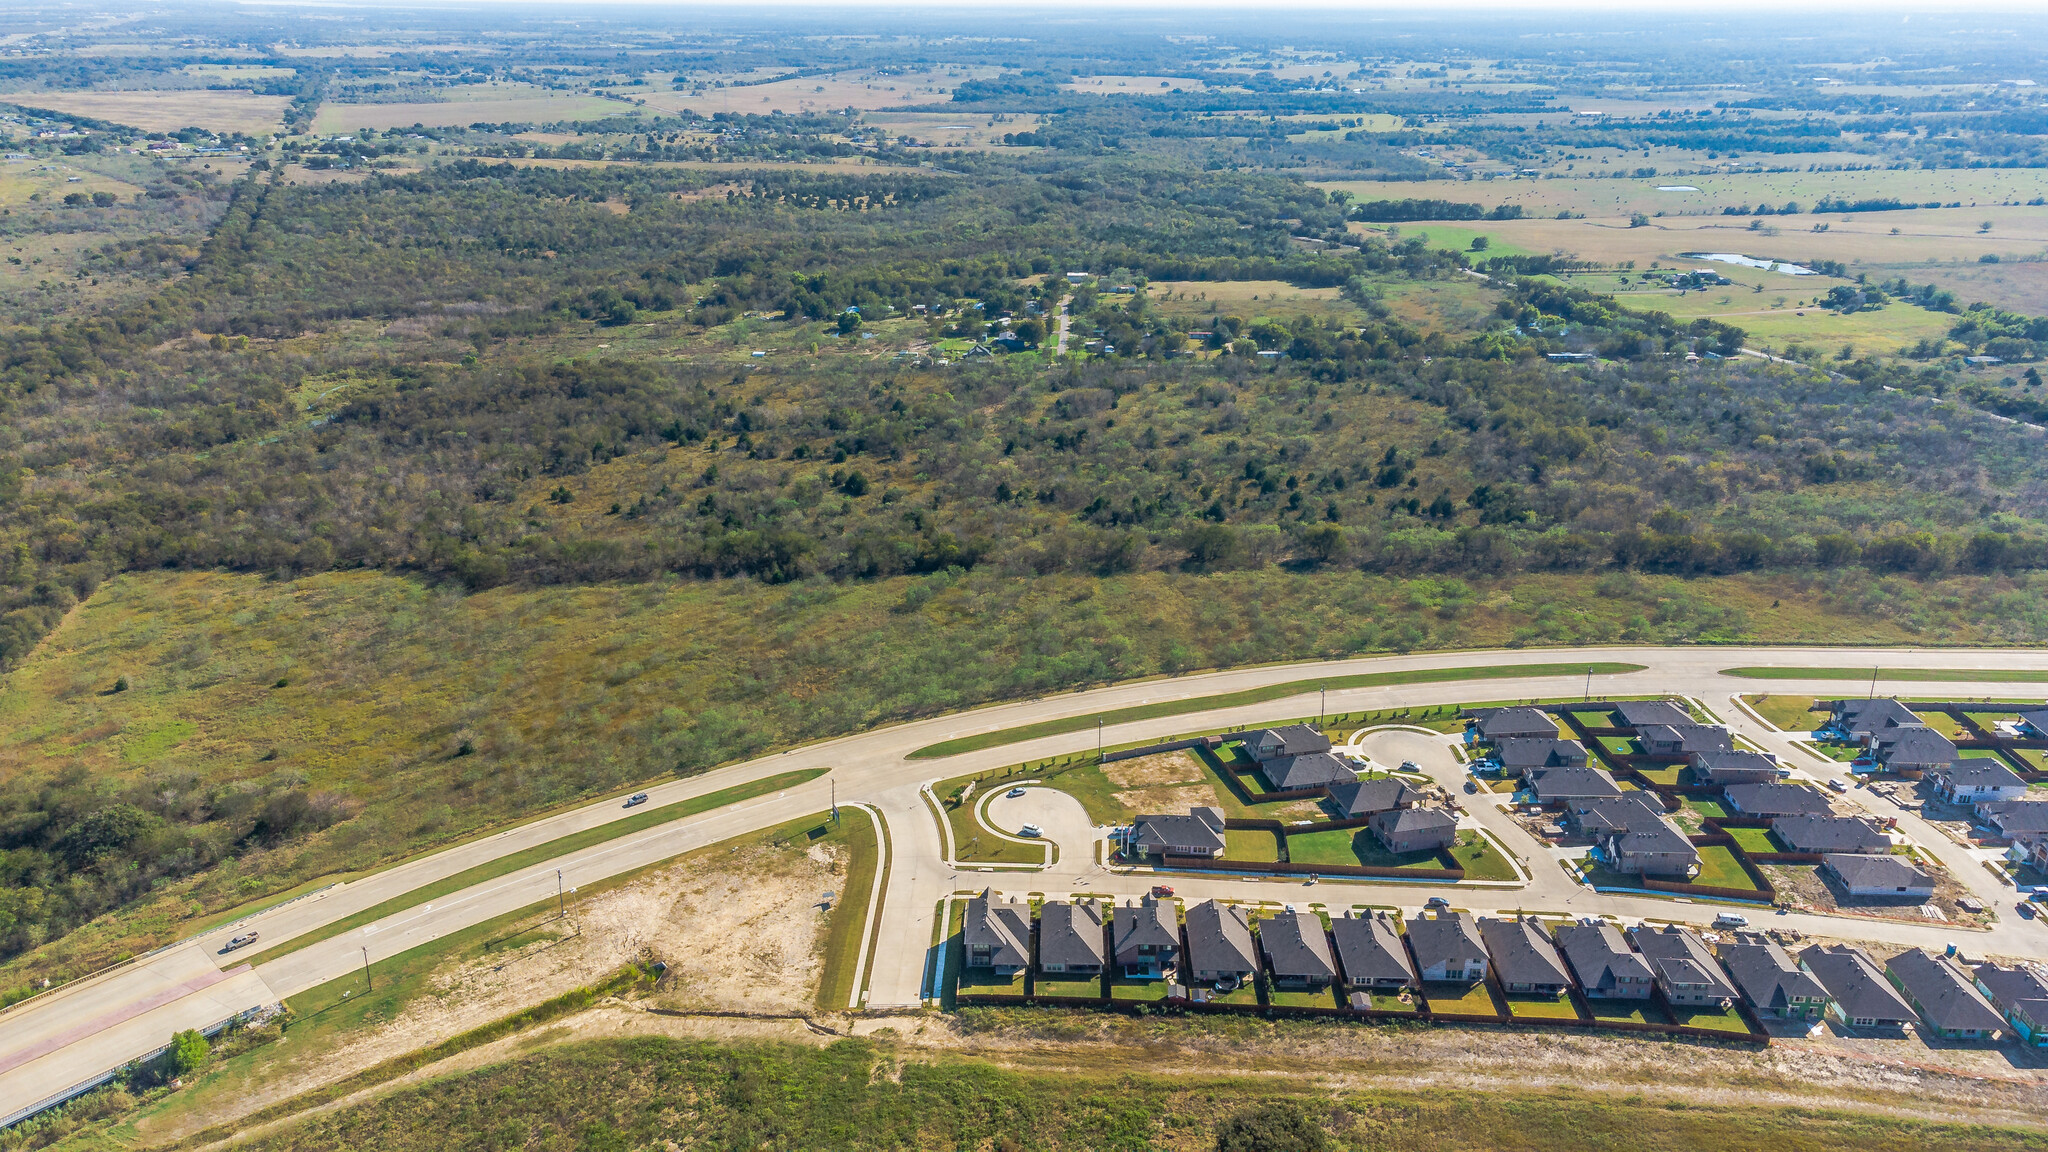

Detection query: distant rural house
xmin=1405 ymin=912 xmax=1488 ymax=984
xmin=1886 ymin=950 xmax=2004 ymax=1040
xmin=1479 ymin=916 xmax=1572 ymax=995
xmin=1722 ymin=783 xmax=1832 ymax=819
xmin=1872 ymin=727 xmax=1961 ymax=776
xmin=1369 ymin=807 xmax=1457 ymax=854
xmin=1628 ymin=924 xmax=1737 ymax=1006
xmin=1324 ymin=777 xmax=1417 ymax=819
xmin=1331 ymin=911 xmax=1415 ymax=990
xmin=1037 ymin=901 xmax=1106 ymax=976
xmin=1688 ymin=750 xmax=1780 ymax=786
xmin=1824 ymin=698 xmax=1927 ymax=744
xmin=1246 ymin=723 xmax=1331 ymax=761
xmin=1569 ymin=792 xmax=1699 ymax=878
xmin=1554 ymin=921 xmax=1654 ymax=1000
xmin=1261 ymin=750 xmax=1360 ymax=792
xmin=1126 ymin=808 xmax=1227 ymax=858
xmin=1927 ymin=759 xmax=2029 ymax=805
xmin=964 ymin=889 xmax=1030 ymax=974
xmin=1822 ymin=854 xmax=1935 ymax=899
xmin=1184 ymin=901 xmax=1259 ymax=985
xmin=1494 ymin=738 xmax=1589 ymax=778
xmin=1113 ymin=896 xmax=1180 ymax=979
xmin=1973 ymin=963 xmax=2048 ymax=1047
xmin=1526 ymin=765 xmax=1623 ymax=806
xmin=1769 ymin=814 xmax=1891 ymax=855
xmin=1636 ymin=722 xmax=1732 ymax=758
xmin=1259 ymin=909 xmax=1337 ymax=988
xmin=1799 ymin=944 xmax=1916 ymax=1030
xmin=1719 ymin=939 xmax=1829 ymax=1020
xmin=1471 ymin=706 xmax=1558 ymax=743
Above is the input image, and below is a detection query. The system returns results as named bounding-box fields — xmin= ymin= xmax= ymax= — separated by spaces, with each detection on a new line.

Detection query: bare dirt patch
xmin=1764 ymin=860 xmax=1992 ymax=928
xmin=1113 ymin=783 xmax=1223 ymax=815
xmin=1104 ymin=751 xmax=1205 ymax=788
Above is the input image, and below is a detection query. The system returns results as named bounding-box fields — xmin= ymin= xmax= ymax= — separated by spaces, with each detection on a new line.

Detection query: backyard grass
xmin=1224 ymin=828 xmax=1284 ymax=863
xmin=243 ymin=769 xmax=828 ymax=968
xmin=1586 ymin=1000 xmax=1661 ymax=1024
xmin=1504 ymin=994 xmax=1582 ymax=1020
xmin=1671 ymin=1005 xmax=1756 ymax=1034
xmin=1634 ymin=764 xmax=1685 ymax=786
xmin=1684 ymin=798 xmax=1731 ymax=820
xmin=957 ymin=969 xmax=1028 ymax=999
xmin=907 ymin=662 xmax=1647 ymax=757
xmin=1913 ymin=710 xmax=1968 ymax=739
xmin=1694 ymin=844 xmax=1761 ymax=891
xmin=1739 ymin=693 xmax=1826 ymax=733
xmin=1202 ymin=981 xmax=1264 ymax=1007
xmin=1599 ymin=736 xmax=1644 ymax=757
xmin=1723 ymin=826 xmax=1780 ymax=855
xmin=1283 ymin=826 xmax=1479 ymax=873
xmin=1268 ymin=985 xmax=1342 ymax=1009
xmin=1032 ymin=976 xmax=1105 ymax=1000
xmin=1367 ymin=989 xmax=1421 ymax=1013
xmin=1724 ymin=666 xmax=2048 ymax=683
xmin=2016 ymin=748 xmax=2048 ymax=771
xmin=1110 ymin=978 xmax=1172 ymax=1002
xmin=1570 ymin=710 xmax=1617 ymax=729
xmin=1421 ymin=980 xmax=1502 ymax=1018
xmin=1809 ymin=742 xmax=1863 ymax=763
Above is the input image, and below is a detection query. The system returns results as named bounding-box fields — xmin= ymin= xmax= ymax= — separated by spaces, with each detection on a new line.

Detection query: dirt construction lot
xmin=1103 ymin=750 xmax=1220 ymax=814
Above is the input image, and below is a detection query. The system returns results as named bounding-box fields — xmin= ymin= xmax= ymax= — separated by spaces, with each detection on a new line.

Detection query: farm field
xmin=637 ymin=68 xmax=991 ymax=116
xmin=18 ymin=89 xmax=292 ymax=134
xmin=312 ymin=92 xmax=629 ymax=132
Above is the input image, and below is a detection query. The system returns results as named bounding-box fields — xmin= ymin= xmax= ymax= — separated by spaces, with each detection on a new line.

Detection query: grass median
xmin=907 ymin=662 xmax=1647 ymax=758
xmin=1723 ymin=666 xmax=2048 ymax=683
xmin=244 ymin=768 xmax=826 ymax=967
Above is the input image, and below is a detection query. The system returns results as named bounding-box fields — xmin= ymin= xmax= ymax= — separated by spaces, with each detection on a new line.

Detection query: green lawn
xmin=1740 ymin=694 xmax=1826 ymax=733
xmin=243 ymin=769 xmax=829 ymax=967
xmin=814 ymin=807 xmax=881 ymax=1013
xmin=1033 ymin=976 xmax=1105 ymax=1000
xmin=1693 ymin=844 xmax=1760 ymax=891
xmin=907 ymin=662 xmax=1648 ymax=757
xmin=1683 ymin=798 xmax=1730 ymax=820
xmin=1571 ymin=710 xmax=1619 ymax=729
xmin=1268 ymin=985 xmax=1341 ymax=1009
xmin=1723 ymin=826 xmax=1779 ymax=854
xmin=1809 ymin=742 xmax=1863 ymax=763
xmin=1964 ymin=711 xmax=2020 ymax=732
xmin=1110 ymin=978 xmax=1172 ymax=1003
xmin=1672 ymin=1005 xmax=1755 ymax=1034
xmin=1724 ymin=667 xmax=2048 ymax=683
xmin=1367 ymin=989 xmax=1421 ymax=1013
xmin=1913 ymin=710 xmax=1968 ymax=739
xmin=2017 ymin=749 xmax=2048 ymax=771
xmin=1447 ymin=832 xmax=1518 ymax=881
xmin=1422 ymin=980 xmax=1502 ymax=1018
xmin=1587 ymin=1000 xmax=1661 ymax=1025
xmin=930 ymin=779 xmax=1047 ymax=867
xmin=1285 ymin=826 xmax=1477 ymax=873
xmin=957 ymin=968 xmax=1028 ymax=999
xmin=1634 ymin=764 xmax=1684 ymax=786
xmin=1505 ymin=994 xmax=1582 ymax=1020
xmin=1203 ymin=981 xmax=1264 ymax=1007
xmin=1224 ymin=828 xmax=1283 ymax=863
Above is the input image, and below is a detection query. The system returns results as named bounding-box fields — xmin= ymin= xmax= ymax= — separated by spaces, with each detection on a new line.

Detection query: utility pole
xmin=1869 ymin=666 xmax=1880 ymax=700
xmin=1585 ymin=668 xmax=1593 ymax=703
xmin=361 ymin=946 xmax=371 ymax=993
xmin=1098 ymin=718 xmax=1104 ymax=764
xmin=831 ymin=778 xmax=839 ymax=823
xmin=1320 ymin=687 xmax=1326 ymax=728
xmin=557 ymin=868 xmax=565 ymax=919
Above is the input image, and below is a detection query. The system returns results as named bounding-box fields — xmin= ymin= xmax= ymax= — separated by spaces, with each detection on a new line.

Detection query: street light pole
xmin=1320 ymin=687 xmax=1326 ymax=727
xmin=557 ymin=868 xmax=565 ymax=919
xmin=1869 ymin=666 xmax=1880 ymax=700
xmin=1584 ymin=668 xmax=1593 ymax=703
xmin=1098 ymin=718 xmax=1104 ymax=764
xmin=361 ymin=946 xmax=371 ymax=993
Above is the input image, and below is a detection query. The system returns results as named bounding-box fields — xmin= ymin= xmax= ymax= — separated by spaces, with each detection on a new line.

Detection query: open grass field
xmin=1725 ymin=666 xmax=2048 ymax=683
xmin=859 ymin=112 xmax=1041 ymax=151
xmin=20 ymin=89 xmax=292 ymax=134
xmin=313 ymin=93 xmax=629 ymax=133
xmin=1146 ymin=278 xmax=1363 ymax=325
xmin=637 ymin=68 xmax=988 ymax=117
xmin=1741 ymin=693 xmax=1827 ymax=732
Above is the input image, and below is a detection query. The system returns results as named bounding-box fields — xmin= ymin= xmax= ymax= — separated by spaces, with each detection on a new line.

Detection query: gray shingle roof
xmin=1130 ymin=808 xmax=1227 ymax=855
xmin=1799 ymin=944 xmax=1914 ymax=1025
xmin=1405 ymin=911 xmax=1486 ymax=974
xmin=1554 ymin=921 xmax=1652 ymax=994
xmin=1886 ymin=950 xmax=2005 ymax=1034
xmin=1113 ymin=897 xmax=1179 ymax=960
xmin=1476 ymin=706 xmax=1558 ymax=741
xmin=1184 ymin=900 xmax=1258 ymax=975
xmin=1038 ymin=901 xmax=1106 ymax=970
xmin=1979 ymin=800 xmax=2048 ymax=834
xmin=1478 ymin=916 xmax=1572 ymax=988
xmin=1615 ymin=700 xmax=1692 ymax=728
xmin=1495 ymin=738 xmax=1588 ymax=772
xmin=1370 ymin=806 xmax=1456 ymax=841
xmin=964 ymin=889 xmax=1029 ymax=969
xmin=1263 ymin=751 xmax=1359 ymax=791
xmin=1325 ymin=777 xmax=1416 ymax=818
xmin=1689 ymin=750 xmax=1780 ymax=782
xmin=1822 ymin=853 xmax=1933 ymax=892
xmin=1527 ymin=765 xmax=1623 ymax=803
xmin=1874 ymin=727 xmax=1959 ymax=769
xmin=1827 ymin=698 xmax=1925 ymax=740
xmin=1723 ymin=783 xmax=1833 ymax=818
xmin=1769 ymin=814 xmax=1891 ymax=854
xmin=1253 ymin=723 xmax=1331 ymax=758
xmin=1929 ymin=758 xmax=2026 ymax=790
xmin=1719 ymin=939 xmax=1828 ymax=1014
xmin=1628 ymin=924 xmax=1737 ymax=1000
xmin=1330 ymin=912 xmax=1415 ymax=986
xmin=1973 ymin=962 xmax=2048 ymax=1015
xmin=1259 ymin=910 xmax=1337 ymax=982
xmin=1638 ymin=722 xmax=1733 ymax=755
xmin=1569 ymin=790 xmax=1669 ymax=835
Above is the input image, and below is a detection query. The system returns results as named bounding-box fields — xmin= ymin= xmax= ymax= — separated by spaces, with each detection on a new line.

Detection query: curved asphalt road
xmin=9 ymin=645 xmax=2048 ymax=1116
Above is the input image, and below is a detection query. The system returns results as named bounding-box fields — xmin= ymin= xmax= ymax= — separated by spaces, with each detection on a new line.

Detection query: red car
xmin=1150 ymin=885 xmax=1174 ymax=897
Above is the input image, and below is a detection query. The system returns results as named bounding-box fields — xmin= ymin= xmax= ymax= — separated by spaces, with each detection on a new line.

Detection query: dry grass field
xmin=858 ymin=112 xmax=1039 ymax=150
xmin=1316 ymin=170 xmax=2048 ymax=222
xmin=638 ymin=68 xmax=989 ymax=116
xmin=20 ymin=89 xmax=291 ymax=134
xmin=312 ymin=92 xmax=629 ymax=133
xmin=1064 ymin=74 xmax=1209 ymax=93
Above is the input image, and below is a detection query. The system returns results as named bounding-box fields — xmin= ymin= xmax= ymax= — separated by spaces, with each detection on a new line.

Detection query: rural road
xmin=9 ymin=644 xmax=2048 ymax=1118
